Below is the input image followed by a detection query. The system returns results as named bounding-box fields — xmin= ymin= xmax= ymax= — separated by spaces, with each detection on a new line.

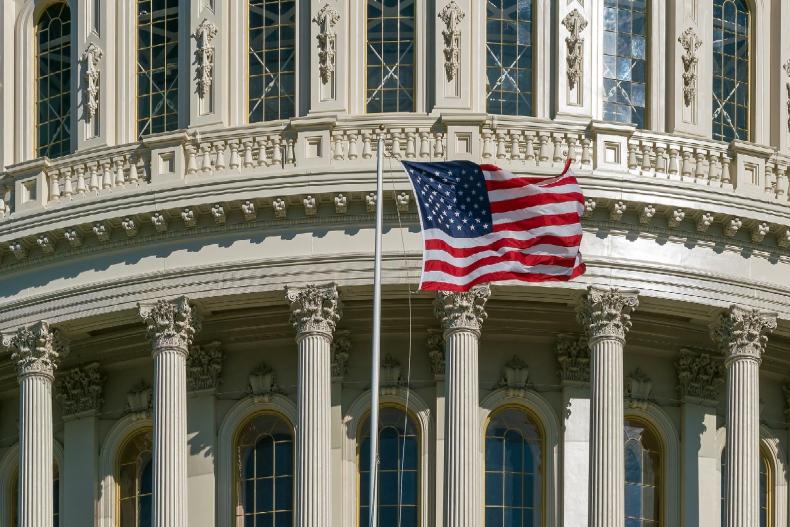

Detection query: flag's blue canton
xmin=403 ymin=161 xmax=493 ymax=239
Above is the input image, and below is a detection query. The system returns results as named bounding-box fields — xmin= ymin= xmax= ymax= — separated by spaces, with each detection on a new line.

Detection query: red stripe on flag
xmin=420 ymin=263 xmax=587 ymax=292
xmin=489 ymin=192 xmax=585 ymax=214
xmin=492 ymin=212 xmax=581 ymax=232
xmin=424 ymin=234 xmax=583 ymax=257
xmin=425 ymin=253 xmax=578 ymax=276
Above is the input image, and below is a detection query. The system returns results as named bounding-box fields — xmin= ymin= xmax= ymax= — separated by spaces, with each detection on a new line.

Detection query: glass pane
xmin=249 ymin=0 xmax=296 ymax=122
xmin=486 ymin=0 xmax=534 ymax=115
xmin=366 ymin=0 xmax=415 ymax=112
xmin=624 ymin=419 xmax=661 ymax=524
xmin=712 ymin=0 xmax=750 ymax=142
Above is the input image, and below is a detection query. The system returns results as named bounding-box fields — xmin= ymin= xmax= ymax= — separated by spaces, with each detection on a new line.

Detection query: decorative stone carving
xmin=380 ymin=353 xmax=403 ymax=395
xmin=303 ymin=195 xmax=317 ymax=216
xmin=241 ymin=200 xmax=257 ymax=221
xmin=366 ymin=192 xmax=377 ymax=213
xmin=438 ymin=0 xmax=464 ymax=81
xmin=724 ymin=217 xmax=742 ymax=237
xmin=779 ymin=227 xmax=790 ymax=248
xmin=697 ymin=212 xmax=714 ymax=233
xmin=562 ymin=9 xmax=587 ymax=89
xmin=331 ymin=330 xmax=351 ymax=379
xmin=555 ymin=333 xmax=590 ymax=384
xmin=668 ymin=209 xmax=686 ymax=229
xmin=638 ymin=204 xmax=656 ymax=224
xmin=711 ymin=305 xmax=777 ymax=362
xmin=334 ymin=193 xmax=348 ymax=214
xmin=126 ymin=380 xmax=153 ymax=419
xmin=426 ymin=329 xmax=445 ymax=378
xmin=396 ymin=191 xmax=410 ymax=212
xmin=751 ymin=222 xmax=770 ymax=243
xmin=121 ymin=217 xmax=138 ymax=237
xmin=784 ymin=59 xmax=790 ymax=132
xmin=139 ymin=296 xmax=201 ymax=351
xmin=193 ymin=19 xmax=218 ymax=99
xmin=151 ymin=212 xmax=168 ymax=233
xmin=678 ymin=28 xmax=702 ymax=107
xmin=37 ymin=235 xmax=54 ymax=254
xmin=249 ymin=362 xmax=281 ymax=402
xmin=675 ymin=348 xmax=724 ymax=402
xmin=56 ymin=363 xmax=104 ymax=416
xmin=9 ymin=321 xmax=68 ymax=379
xmin=273 ymin=198 xmax=287 ymax=218
xmin=577 ymin=286 xmax=639 ymax=342
xmin=499 ymin=355 xmax=529 ymax=397
xmin=286 ymin=284 xmax=342 ymax=336
xmin=434 ymin=285 xmax=491 ymax=334
xmin=93 ymin=222 xmax=110 ymax=242
xmin=186 ymin=341 xmax=223 ymax=392
xmin=211 ymin=203 xmax=226 ymax=224
xmin=182 ymin=208 xmax=197 ymax=228
xmin=626 ymin=368 xmax=653 ymax=408
xmin=81 ymin=42 xmax=103 ymax=121
xmin=9 ymin=241 xmax=26 ymax=260
xmin=583 ymin=198 xmax=596 ymax=218
xmin=312 ymin=3 xmax=340 ymax=85
xmin=610 ymin=201 xmax=626 ymax=221
xmin=64 ymin=229 xmax=82 ymax=248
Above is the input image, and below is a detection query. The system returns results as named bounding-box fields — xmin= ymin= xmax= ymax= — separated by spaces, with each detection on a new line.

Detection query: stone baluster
xmin=75 ymin=166 xmax=87 ymax=195
xmin=538 ymin=133 xmax=551 ymax=163
xmin=362 ymin=133 xmax=373 ymax=159
xmin=88 ymin=163 xmax=100 ymax=192
xmin=627 ymin=142 xmax=639 ymax=170
xmin=418 ymin=132 xmax=430 ymax=159
xmin=229 ymin=142 xmax=241 ymax=170
xmin=721 ymin=153 xmax=732 ymax=187
xmin=577 ymin=286 xmax=639 ymax=527
xmin=496 ymin=132 xmax=507 ymax=159
xmin=668 ymin=146 xmax=680 ymax=177
xmin=49 ymin=170 xmax=61 ymax=201
xmin=581 ymin=138 xmax=592 ymax=167
xmin=286 ymin=138 xmax=295 ymax=165
xmin=286 ymin=285 xmax=342 ymax=527
xmin=272 ymin=138 xmax=283 ymax=166
xmin=553 ymin=133 xmax=565 ymax=163
xmin=566 ymin=134 xmax=579 ymax=164
xmin=257 ymin=138 xmax=269 ymax=167
xmin=348 ymin=133 xmax=360 ymax=160
xmin=10 ymin=321 xmax=69 ymax=527
xmin=184 ymin=144 xmax=197 ymax=174
xmin=481 ymin=130 xmax=494 ymax=159
xmin=61 ymin=168 xmax=73 ymax=198
xmin=525 ymin=132 xmax=537 ymax=162
xmin=435 ymin=286 xmax=491 ymax=527
xmin=201 ymin=145 xmax=213 ymax=173
xmin=433 ymin=132 xmax=445 ymax=159
xmin=776 ymin=165 xmax=789 ymax=200
xmin=243 ymin=140 xmax=255 ymax=168
xmin=640 ymin=143 xmax=653 ymax=173
xmin=139 ymin=297 xmax=201 ymax=527
xmin=510 ymin=131 xmax=522 ymax=161
xmin=101 ymin=161 xmax=113 ymax=189
xmin=708 ymin=152 xmax=720 ymax=185
xmin=114 ymin=157 xmax=126 ymax=186
xmin=711 ymin=306 xmax=777 ymax=527
xmin=694 ymin=151 xmax=707 ymax=184
xmin=214 ymin=143 xmax=226 ymax=170
xmin=681 ymin=150 xmax=693 ymax=180
xmin=128 ymin=156 xmax=140 ymax=185
xmin=405 ymin=130 xmax=416 ymax=158
xmin=391 ymin=131 xmax=403 ymax=158
xmin=654 ymin=145 xmax=667 ymax=175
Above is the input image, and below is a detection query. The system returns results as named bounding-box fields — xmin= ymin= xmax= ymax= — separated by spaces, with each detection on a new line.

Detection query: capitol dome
xmin=0 ymin=0 xmax=789 ymax=526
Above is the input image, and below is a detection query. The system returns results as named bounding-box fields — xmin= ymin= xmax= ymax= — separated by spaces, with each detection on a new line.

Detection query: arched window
xmin=720 ymin=447 xmax=772 ymax=527
xmin=249 ymin=0 xmax=296 ymax=122
xmin=118 ymin=429 xmax=153 ymax=527
xmin=36 ymin=2 xmax=72 ymax=158
xmin=137 ymin=0 xmax=179 ymax=138
xmin=624 ymin=418 xmax=661 ymax=526
xmin=359 ymin=406 xmax=419 ymax=527
xmin=366 ymin=0 xmax=415 ymax=113
xmin=486 ymin=0 xmax=534 ymax=116
xmin=10 ymin=464 xmax=61 ymax=526
xmin=602 ymin=0 xmax=648 ymax=128
xmin=235 ymin=412 xmax=294 ymax=526
xmin=712 ymin=0 xmax=750 ymax=142
xmin=484 ymin=407 xmax=543 ymax=527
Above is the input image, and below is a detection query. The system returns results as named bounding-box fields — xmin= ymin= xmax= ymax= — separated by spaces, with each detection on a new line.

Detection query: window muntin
xmin=712 ymin=0 xmax=750 ymax=142
xmin=235 ymin=413 xmax=295 ymax=526
xmin=602 ymin=0 xmax=648 ymax=128
xmin=137 ymin=0 xmax=179 ymax=138
xmin=359 ymin=406 xmax=419 ymax=527
xmin=624 ymin=418 xmax=661 ymax=527
xmin=118 ymin=429 xmax=153 ymax=527
xmin=721 ymin=448 xmax=771 ymax=527
xmin=484 ymin=407 xmax=543 ymax=527
xmin=485 ymin=0 xmax=534 ymax=116
xmin=366 ymin=0 xmax=416 ymax=113
xmin=36 ymin=2 xmax=72 ymax=158
xmin=249 ymin=0 xmax=297 ymax=123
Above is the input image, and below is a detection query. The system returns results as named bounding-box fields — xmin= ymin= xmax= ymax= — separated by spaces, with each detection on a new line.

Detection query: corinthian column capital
xmin=434 ymin=285 xmax=491 ymax=335
xmin=285 ymin=283 xmax=342 ymax=337
xmin=9 ymin=321 xmax=69 ymax=380
xmin=711 ymin=305 xmax=777 ymax=363
xmin=139 ymin=296 xmax=201 ymax=352
xmin=577 ymin=286 xmax=639 ymax=343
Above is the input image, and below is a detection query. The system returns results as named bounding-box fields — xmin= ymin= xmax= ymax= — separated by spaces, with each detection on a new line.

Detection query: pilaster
xmin=577 ymin=286 xmax=639 ymax=527
xmin=330 ymin=330 xmax=350 ymax=527
xmin=433 ymin=0 xmax=471 ymax=111
xmin=775 ymin=1 xmax=790 ymax=153
xmin=309 ymin=1 xmax=346 ymax=114
xmin=427 ymin=329 xmax=445 ymax=527
xmin=435 ymin=285 xmax=490 ymax=527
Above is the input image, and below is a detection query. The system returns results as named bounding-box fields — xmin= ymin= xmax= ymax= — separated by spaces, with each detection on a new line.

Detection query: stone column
xmin=577 ymin=286 xmax=639 ymax=527
xmin=56 ymin=363 xmax=104 ymax=527
xmin=286 ymin=284 xmax=342 ymax=527
xmin=139 ymin=297 xmax=201 ymax=527
xmin=10 ymin=321 xmax=69 ymax=527
xmin=434 ymin=285 xmax=490 ymax=527
xmin=711 ymin=306 xmax=777 ymax=527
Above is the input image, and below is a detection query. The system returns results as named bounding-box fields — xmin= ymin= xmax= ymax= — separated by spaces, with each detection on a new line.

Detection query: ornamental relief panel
xmin=678 ymin=27 xmax=702 ymax=107
xmin=784 ymin=59 xmax=790 ymax=133
xmin=438 ymin=0 xmax=464 ymax=82
xmin=81 ymin=43 xmax=103 ymax=122
xmin=313 ymin=3 xmax=340 ymax=86
xmin=193 ymin=18 xmax=218 ymax=99
xmin=562 ymin=9 xmax=587 ymax=91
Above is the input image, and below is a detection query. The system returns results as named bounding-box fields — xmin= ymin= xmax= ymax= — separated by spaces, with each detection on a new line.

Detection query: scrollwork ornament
xmin=675 ymin=348 xmax=724 ymax=402
xmin=562 ymin=9 xmax=588 ymax=89
xmin=438 ymin=0 xmax=465 ymax=81
xmin=555 ymin=333 xmax=590 ymax=384
xmin=313 ymin=3 xmax=341 ymax=85
xmin=193 ymin=18 xmax=218 ymax=99
xmin=81 ymin=43 xmax=103 ymax=122
xmin=434 ymin=285 xmax=491 ymax=334
xmin=710 ymin=305 xmax=777 ymax=363
xmin=576 ymin=286 xmax=639 ymax=343
xmin=426 ymin=329 xmax=445 ymax=378
xmin=186 ymin=341 xmax=223 ymax=392
xmin=331 ymin=330 xmax=351 ymax=379
xmin=10 ymin=321 xmax=69 ymax=380
xmin=499 ymin=355 xmax=529 ymax=398
xmin=56 ymin=363 xmax=105 ymax=416
xmin=678 ymin=27 xmax=702 ymax=107
xmin=286 ymin=284 xmax=342 ymax=337
xmin=139 ymin=296 xmax=201 ymax=352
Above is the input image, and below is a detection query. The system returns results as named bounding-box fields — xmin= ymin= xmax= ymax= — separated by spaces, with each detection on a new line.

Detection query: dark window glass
xmin=484 ymin=407 xmax=542 ymax=527
xmin=712 ymin=0 xmax=750 ymax=142
xmin=366 ymin=0 xmax=415 ymax=113
xmin=624 ymin=419 xmax=661 ymax=526
xmin=249 ymin=0 xmax=296 ymax=122
xmin=137 ymin=0 xmax=179 ymax=138
xmin=359 ymin=407 xmax=419 ymax=526
xmin=35 ymin=2 xmax=71 ymax=158
xmin=602 ymin=0 xmax=648 ymax=129
xmin=486 ymin=0 xmax=534 ymax=116
xmin=118 ymin=429 xmax=154 ymax=527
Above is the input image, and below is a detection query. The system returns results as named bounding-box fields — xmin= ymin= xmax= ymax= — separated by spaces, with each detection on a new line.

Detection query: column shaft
xmin=18 ymin=373 xmax=53 ymax=527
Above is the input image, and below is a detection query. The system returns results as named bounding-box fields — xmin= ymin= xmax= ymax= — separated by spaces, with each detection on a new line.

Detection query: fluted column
xmin=711 ymin=306 xmax=777 ymax=527
xmin=578 ymin=286 xmax=639 ymax=527
xmin=10 ymin=321 xmax=69 ymax=527
xmin=435 ymin=285 xmax=490 ymax=527
xmin=286 ymin=284 xmax=342 ymax=527
xmin=139 ymin=297 xmax=201 ymax=527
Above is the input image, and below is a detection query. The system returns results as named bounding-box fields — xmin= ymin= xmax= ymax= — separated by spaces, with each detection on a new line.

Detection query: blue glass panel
xmin=504 ymin=431 xmax=523 ymax=470
xmin=257 ymin=438 xmax=274 ymax=478
xmin=379 ymin=428 xmax=399 ymax=470
xmin=255 ymin=514 xmax=273 ymax=527
xmin=275 ymin=476 xmax=292 ymax=510
xmin=486 ymin=0 xmax=534 ymax=115
xmin=504 ymin=507 xmax=522 ymax=527
xmin=486 ymin=507 xmax=503 ymax=527
xmin=379 ymin=471 xmax=399 ymax=506
xmin=401 ymin=470 xmax=418 ymax=505
xmin=625 ymin=483 xmax=641 ymax=518
xmin=504 ymin=472 xmax=523 ymax=506
xmin=258 ymin=478 xmax=274 ymax=512
xmin=141 ymin=460 xmax=153 ymax=493
xmin=486 ymin=437 xmax=504 ymax=471
xmin=486 ymin=473 xmax=503 ymax=505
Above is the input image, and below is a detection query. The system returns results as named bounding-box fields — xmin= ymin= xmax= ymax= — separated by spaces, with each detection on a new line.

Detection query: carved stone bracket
xmin=711 ymin=305 xmax=777 ymax=364
xmin=81 ymin=43 xmax=103 ymax=122
xmin=434 ymin=285 xmax=490 ymax=334
xmin=193 ymin=18 xmax=218 ymax=99
xmin=380 ymin=353 xmax=403 ymax=395
xmin=286 ymin=283 xmax=342 ymax=337
xmin=139 ymin=296 xmax=201 ymax=352
xmin=438 ymin=0 xmax=465 ymax=81
xmin=555 ymin=333 xmax=590 ymax=384
xmin=126 ymin=380 xmax=153 ymax=420
xmin=784 ymin=59 xmax=790 ymax=132
xmin=56 ymin=363 xmax=104 ymax=417
xmin=186 ymin=341 xmax=223 ymax=392
xmin=576 ymin=286 xmax=639 ymax=343
xmin=562 ymin=9 xmax=588 ymax=90
xmin=675 ymin=348 xmax=724 ymax=402
xmin=249 ymin=362 xmax=282 ymax=402
xmin=678 ymin=27 xmax=702 ymax=107
xmin=626 ymin=368 xmax=653 ymax=409
xmin=331 ymin=330 xmax=351 ymax=380
xmin=313 ymin=3 xmax=340 ymax=85
xmin=9 ymin=321 xmax=69 ymax=380
xmin=499 ymin=355 xmax=529 ymax=398
xmin=426 ymin=329 xmax=445 ymax=379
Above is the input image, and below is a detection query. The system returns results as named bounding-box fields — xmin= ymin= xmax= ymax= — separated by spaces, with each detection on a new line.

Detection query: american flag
xmin=402 ymin=159 xmax=586 ymax=292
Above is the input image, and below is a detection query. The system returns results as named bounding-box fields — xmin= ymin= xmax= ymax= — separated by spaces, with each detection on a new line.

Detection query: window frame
xmin=115 ymin=426 xmax=153 ymax=527
xmin=623 ymin=415 xmax=664 ymax=526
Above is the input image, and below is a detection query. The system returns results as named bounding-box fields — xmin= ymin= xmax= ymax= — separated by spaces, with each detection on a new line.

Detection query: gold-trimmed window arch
xmin=117 ymin=428 xmax=153 ymax=527
xmin=624 ymin=416 xmax=662 ymax=526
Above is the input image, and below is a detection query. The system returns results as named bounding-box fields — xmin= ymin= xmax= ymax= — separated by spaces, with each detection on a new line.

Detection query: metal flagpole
xmin=368 ymin=132 xmax=385 ymax=527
